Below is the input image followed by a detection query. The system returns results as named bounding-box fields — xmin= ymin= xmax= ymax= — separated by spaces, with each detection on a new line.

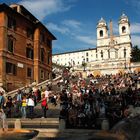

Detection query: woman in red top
xmin=41 ymin=94 xmax=48 ymax=118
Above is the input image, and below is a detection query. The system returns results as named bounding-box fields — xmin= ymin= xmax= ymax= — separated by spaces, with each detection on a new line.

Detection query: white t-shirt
xmin=45 ymin=90 xmax=50 ymax=98
xmin=27 ymin=98 xmax=34 ymax=106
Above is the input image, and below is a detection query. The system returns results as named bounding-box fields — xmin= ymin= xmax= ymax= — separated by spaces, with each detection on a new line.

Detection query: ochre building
xmin=0 ymin=3 xmax=56 ymax=91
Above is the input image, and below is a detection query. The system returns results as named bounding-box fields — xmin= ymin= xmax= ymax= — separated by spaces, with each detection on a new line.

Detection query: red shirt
xmin=41 ymin=98 xmax=47 ymax=106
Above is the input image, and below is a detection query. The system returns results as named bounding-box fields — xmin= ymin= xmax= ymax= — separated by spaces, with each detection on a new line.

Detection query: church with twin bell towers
xmin=53 ymin=13 xmax=134 ymax=75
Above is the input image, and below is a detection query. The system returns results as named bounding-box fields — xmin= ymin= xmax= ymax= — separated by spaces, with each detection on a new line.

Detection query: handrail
xmin=7 ymin=75 xmax=62 ymax=97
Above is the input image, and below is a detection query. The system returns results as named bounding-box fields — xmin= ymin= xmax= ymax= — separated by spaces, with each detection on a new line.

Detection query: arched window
xmin=122 ymin=26 xmax=126 ymax=33
xmin=99 ymin=30 xmax=103 ymax=37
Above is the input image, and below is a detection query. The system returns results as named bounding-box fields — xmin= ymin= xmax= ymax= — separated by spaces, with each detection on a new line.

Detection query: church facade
xmin=53 ymin=14 xmax=139 ymax=75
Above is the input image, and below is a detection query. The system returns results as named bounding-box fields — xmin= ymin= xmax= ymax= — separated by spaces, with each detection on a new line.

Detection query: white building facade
xmin=53 ymin=14 xmax=139 ymax=75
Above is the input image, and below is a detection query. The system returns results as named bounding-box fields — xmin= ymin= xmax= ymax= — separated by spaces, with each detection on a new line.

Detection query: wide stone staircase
xmin=5 ymin=75 xmax=63 ymax=130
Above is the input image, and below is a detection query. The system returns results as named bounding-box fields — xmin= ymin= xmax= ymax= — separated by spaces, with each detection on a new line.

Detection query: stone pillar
xmin=15 ymin=119 xmax=21 ymax=129
xmin=101 ymin=119 xmax=109 ymax=130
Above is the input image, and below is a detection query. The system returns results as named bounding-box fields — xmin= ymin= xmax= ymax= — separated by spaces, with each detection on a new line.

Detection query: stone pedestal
xmin=15 ymin=119 xmax=21 ymax=129
xmin=59 ymin=119 xmax=65 ymax=130
xmin=101 ymin=119 xmax=109 ymax=130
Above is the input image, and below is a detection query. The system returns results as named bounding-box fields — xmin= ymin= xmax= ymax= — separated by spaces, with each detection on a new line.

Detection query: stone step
xmin=31 ymin=129 xmax=101 ymax=140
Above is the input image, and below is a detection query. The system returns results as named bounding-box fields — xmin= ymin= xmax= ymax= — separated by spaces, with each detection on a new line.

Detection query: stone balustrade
xmin=6 ymin=75 xmax=62 ymax=97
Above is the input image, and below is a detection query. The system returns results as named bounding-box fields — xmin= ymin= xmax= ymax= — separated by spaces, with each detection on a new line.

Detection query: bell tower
xmin=119 ymin=13 xmax=130 ymax=36
xmin=97 ymin=17 xmax=108 ymax=39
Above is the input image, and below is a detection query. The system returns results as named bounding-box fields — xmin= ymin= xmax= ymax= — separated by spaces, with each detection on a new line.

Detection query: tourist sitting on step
xmin=49 ymin=92 xmax=57 ymax=106
xmin=77 ymin=109 xmax=86 ymax=127
xmin=68 ymin=105 xmax=78 ymax=127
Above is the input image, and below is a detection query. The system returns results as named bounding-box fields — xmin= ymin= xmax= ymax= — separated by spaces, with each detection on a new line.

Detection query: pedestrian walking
xmin=21 ymin=96 xmax=27 ymax=118
xmin=27 ymin=94 xmax=35 ymax=119
xmin=41 ymin=94 xmax=48 ymax=118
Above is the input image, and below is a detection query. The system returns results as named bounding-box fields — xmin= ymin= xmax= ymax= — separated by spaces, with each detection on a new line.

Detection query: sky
xmin=1 ymin=0 xmax=140 ymax=54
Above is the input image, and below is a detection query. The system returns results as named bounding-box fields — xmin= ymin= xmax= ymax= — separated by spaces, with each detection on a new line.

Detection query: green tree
xmin=131 ymin=45 xmax=140 ymax=62
xmin=82 ymin=61 xmax=87 ymax=71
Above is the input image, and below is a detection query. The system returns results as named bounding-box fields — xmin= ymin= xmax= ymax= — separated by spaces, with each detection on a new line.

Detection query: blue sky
xmin=1 ymin=0 xmax=140 ymax=54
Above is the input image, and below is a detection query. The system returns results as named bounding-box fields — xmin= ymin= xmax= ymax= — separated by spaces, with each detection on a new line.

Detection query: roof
xmin=120 ymin=13 xmax=128 ymax=20
xmin=0 ymin=3 xmax=56 ymax=40
xmin=99 ymin=17 xmax=106 ymax=23
xmin=53 ymin=48 xmax=96 ymax=56
xmin=36 ymin=22 xmax=56 ymax=40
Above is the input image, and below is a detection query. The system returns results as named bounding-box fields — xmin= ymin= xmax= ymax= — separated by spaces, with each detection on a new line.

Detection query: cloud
xmin=62 ymin=19 xmax=81 ymax=29
xmin=18 ymin=0 xmax=74 ymax=20
xmin=131 ymin=23 xmax=140 ymax=34
xmin=46 ymin=23 xmax=70 ymax=34
xmin=112 ymin=21 xmax=119 ymax=34
xmin=47 ymin=20 xmax=96 ymax=46
xmin=126 ymin=0 xmax=140 ymax=7
xmin=131 ymin=35 xmax=140 ymax=47
xmin=125 ymin=0 xmax=140 ymax=15
xmin=76 ymin=35 xmax=96 ymax=46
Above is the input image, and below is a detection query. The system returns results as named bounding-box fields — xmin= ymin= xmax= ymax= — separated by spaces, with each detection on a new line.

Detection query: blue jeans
xmin=21 ymin=106 xmax=26 ymax=118
xmin=28 ymin=106 xmax=34 ymax=119
xmin=16 ymin=101 xmax=22 ymax=113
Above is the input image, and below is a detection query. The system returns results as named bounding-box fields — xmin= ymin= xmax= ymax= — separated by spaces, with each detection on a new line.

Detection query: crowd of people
xmin=59 ymin=69 xmax=140 ymax=129
xmin=0 ymin=84 xmax=57 ymax=119
xmin=0 ymin=68 xmax=140 ymax=130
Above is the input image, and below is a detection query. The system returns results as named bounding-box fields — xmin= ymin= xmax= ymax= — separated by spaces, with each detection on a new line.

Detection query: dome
xmin=97 ymin=17 xmax=107 ymax=27
xmin=99 ymin=17 xmax=106 ymax=23
xmin=119 ymin=13 xmax=128 ymax=23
